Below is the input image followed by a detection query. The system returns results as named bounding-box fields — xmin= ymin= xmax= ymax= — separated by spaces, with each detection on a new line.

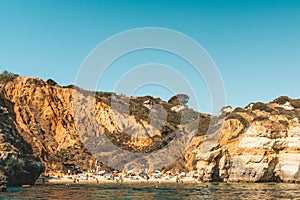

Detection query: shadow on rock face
xmin=0 ymin=97 xmax=44 ymax=190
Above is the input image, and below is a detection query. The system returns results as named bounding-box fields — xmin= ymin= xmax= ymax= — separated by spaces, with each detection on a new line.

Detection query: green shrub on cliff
xmin=125 ymin=95 xmax=184 ymax=129
xmin=233 ymin=107 xmax=247 ymax=113
xmin=272 ymin=96 xmax=291 ymax=105
xmin=95 ymin=91 xmax=116 ymax=98
xmin=251 ymin=102 xmax=273 ymax=112
xmin=226 ymin=113 xmax=249 ymax=128
xmin=168 ymin=94 xmax=189 ymax=106
xmin=46 ymin=79 xmax=58 ymax=86
xmin=291 ymin=100 xmax=300 ymax=109
xmin=271 ymin=96 xmax=300 ymax=109
xmin=0 ymin=70 xmax=19 ymax=84
xmin=63 ymin=84 xmax=81 ymax=90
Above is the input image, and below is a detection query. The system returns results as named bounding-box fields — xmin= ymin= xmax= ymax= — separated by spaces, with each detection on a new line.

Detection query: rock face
xmin=0 ymin=97 xmax=44 ymax=190
xmin=194 ymin=98 xmax=300 ymax=182
xmin=0 ymin=76 xmax=203 ymax=172
xmin=1 ymin=75 xmax=300 ymax=183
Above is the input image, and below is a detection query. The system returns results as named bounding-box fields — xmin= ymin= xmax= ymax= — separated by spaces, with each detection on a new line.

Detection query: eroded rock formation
xmin=0 ymin=76 xmax=201 ymax=172
xmin=1 ymin=74 xmax=300 ymax=183
xmin=0 ymin=97 xmax=44 ymax=190
xmin=193 ymin=97 xmax=300 ymax=182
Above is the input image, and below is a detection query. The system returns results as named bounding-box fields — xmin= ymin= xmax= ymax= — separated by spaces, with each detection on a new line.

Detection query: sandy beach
xmin=38 ymin=175 xmax=199 ymax=185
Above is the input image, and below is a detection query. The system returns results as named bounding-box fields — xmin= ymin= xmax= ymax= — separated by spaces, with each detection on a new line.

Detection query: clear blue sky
xmin=1 ymin=0 xmax=300 ymax=113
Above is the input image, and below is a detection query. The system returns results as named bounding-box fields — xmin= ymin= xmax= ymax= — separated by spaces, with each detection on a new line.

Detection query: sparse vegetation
xmin=63 ymin=84 xmax=81 ymax=90
xmin=94 ymin=91 xmax=116 ymax=105
xmin=279 ymin=120 xmax=289 ymax=127
xmin=168 ymin=94 xmax=189 ymax=106
xmin=276 ymin=107 xmax=300 ymax=120
xmin=226 ymin=113 xmax=249 ymax=128
xmin=129 ymin=101 xmax=150 ymax=122
xmin=46 ymin=79 xmax=58 ymax=86
xmin=233 ymin=107 xmax=247 ymax=113
xmin=0 ymin=70 xmax=19 ymax=84
xmin=272 ymin=96 xmax=291 ymax=105
xmin=271 ymin=96 xmax=300 ymax=108
xmin=253 ymin=115 xmax=269 ymax=122
xmin=102 ymin=95 xmax=203 ymax=152
xmin=291 ymin=100 xmax=300 ymax=109
xmin=226 ymin=113 xmax=250 ymax=140
xmin=95 ymin=91 xmax=116 ymax=98
xmin=251 ymin=102 xmax=274 ymax=112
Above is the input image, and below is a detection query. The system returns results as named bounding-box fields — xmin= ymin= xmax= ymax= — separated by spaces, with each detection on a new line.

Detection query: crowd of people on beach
xmin=40 ymin=169 xmax=199 ymax=184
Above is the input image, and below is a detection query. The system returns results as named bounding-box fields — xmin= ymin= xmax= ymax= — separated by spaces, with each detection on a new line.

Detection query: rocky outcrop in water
xmin=0 ymin=97 xmax=44 ymax=191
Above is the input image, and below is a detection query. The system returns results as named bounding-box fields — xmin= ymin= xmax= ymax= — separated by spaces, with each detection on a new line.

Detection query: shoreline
xmin=36 ymin=176 xmax=300 ymax=186
xmin=36 ymin=175 xmax=199 ymax=185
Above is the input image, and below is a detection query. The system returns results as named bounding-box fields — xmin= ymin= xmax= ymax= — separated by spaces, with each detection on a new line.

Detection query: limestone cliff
xmin=0 ymin=76 xmax=203 ymax=172
xmin=193 ymin=97 xmax=300 ymax=183
xmin=0 ymin=97 xmax=44 ymax=191
xmin=1 ymin=74 xmax=300 ymax=183
xmin=0 ymin=77 xmax=107 ymax=172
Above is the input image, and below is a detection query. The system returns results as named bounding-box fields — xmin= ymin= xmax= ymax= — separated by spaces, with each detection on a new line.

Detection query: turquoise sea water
xmin=1 ymin=182 xmax=300 ymax=199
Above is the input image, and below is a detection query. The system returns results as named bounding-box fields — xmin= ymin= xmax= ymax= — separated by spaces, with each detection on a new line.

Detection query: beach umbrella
xmin=79 ymin=173 xmax=85 ymax=177
xmin=165 ymin=171 xmax=172 ymax=174
xmin=180 ymin=172 xmax=186 ymax=176
xmin=98 ymin=170 xmax=106 ymax=175
xmin=104 ymin=173 xmax=110 ymax=177
xmin=140 ymin=173 xmax=147 ymax=177
xmin=189 ymin=171 xmax=195 ymax=175
xmin=127 ymin=169 xmax=134 ymax=174
xmin=154 ymin=170 xmax=160 ymax=173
